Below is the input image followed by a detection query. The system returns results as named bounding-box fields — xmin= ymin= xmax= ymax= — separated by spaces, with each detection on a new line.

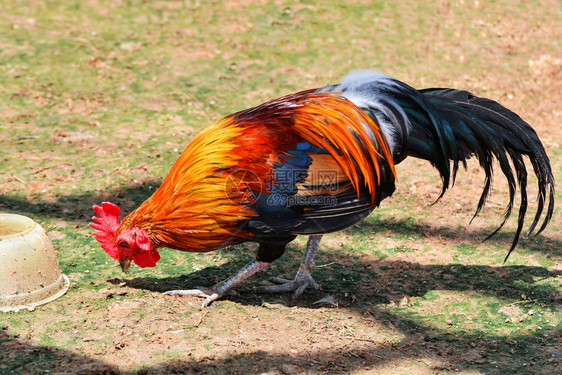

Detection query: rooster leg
xmin=163 ymin=260 xmax=269 ymax=308
xmin=254 ymin=235 xmax=322 ymax=299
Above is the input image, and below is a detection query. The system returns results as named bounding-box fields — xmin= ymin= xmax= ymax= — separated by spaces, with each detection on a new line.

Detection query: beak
xmin=120 ymin=257 xmax=131 ymax=273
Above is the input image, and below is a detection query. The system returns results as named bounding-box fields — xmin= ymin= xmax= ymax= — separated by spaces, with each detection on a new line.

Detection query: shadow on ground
xmin=114 ymin=257 xmax=561 ymax=309
xmin=2 ymin=305 xmax=560 ymax=374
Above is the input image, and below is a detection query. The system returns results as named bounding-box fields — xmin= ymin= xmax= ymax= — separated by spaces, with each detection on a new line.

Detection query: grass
xmin=1 ymin=0 xmax=561 ymax=374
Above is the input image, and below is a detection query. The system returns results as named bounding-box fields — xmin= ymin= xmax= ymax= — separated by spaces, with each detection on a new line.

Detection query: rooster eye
xmin=119 ymin=240 xmax=129 ymax=248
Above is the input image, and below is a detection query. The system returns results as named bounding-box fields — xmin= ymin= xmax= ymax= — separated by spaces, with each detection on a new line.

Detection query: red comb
xmin=90 ymin=202 xmax=121 ymax=260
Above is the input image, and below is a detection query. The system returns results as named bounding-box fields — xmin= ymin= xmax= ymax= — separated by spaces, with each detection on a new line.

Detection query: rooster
xmin=91 ymin=71 xmax=554 ymax=307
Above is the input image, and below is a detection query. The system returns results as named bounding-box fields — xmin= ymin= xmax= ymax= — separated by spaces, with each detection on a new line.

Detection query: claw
xmin=269 ymin=277 xmax=293 ymax=284
xmin=164 ymin=287 xmax=221 ymax=308
xmin=270 ymin=274 xmax=320 ymax=292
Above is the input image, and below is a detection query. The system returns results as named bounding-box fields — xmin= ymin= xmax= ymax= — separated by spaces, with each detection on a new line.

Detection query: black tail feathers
xmin=404 ymin=87 xmax=554 ymax=260
xmin=327 ymin=72 xmax=553 ymax=260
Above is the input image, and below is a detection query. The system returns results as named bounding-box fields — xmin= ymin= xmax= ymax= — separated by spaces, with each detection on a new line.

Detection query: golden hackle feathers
xmin=119 ymin=119 xmax=257 ymax=251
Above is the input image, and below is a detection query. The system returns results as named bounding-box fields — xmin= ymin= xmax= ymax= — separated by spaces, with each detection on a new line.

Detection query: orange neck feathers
xmin=119 ymin=118 xmax=259 ymax=252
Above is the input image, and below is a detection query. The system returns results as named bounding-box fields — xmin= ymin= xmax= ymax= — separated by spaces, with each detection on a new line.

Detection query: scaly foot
xmin=254 ymin=273 xmax=321 ymax=299
xmin=253 ymin=235 xmax=323 ymax=300
xmin=163 ymin=260 xmax=270 ymax=308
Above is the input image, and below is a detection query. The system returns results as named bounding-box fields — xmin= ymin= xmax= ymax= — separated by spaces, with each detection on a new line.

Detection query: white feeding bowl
xmin=0 ymin=214 xmax=69 ymax=312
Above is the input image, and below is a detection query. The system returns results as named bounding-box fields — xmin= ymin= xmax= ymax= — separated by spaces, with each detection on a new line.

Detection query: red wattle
xmin=133 ymin=250 xmax=161 ymax=268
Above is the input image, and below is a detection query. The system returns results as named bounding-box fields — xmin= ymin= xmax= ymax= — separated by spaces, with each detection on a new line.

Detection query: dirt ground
xmin=3 ymin=250 xmax=561 ymax=374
